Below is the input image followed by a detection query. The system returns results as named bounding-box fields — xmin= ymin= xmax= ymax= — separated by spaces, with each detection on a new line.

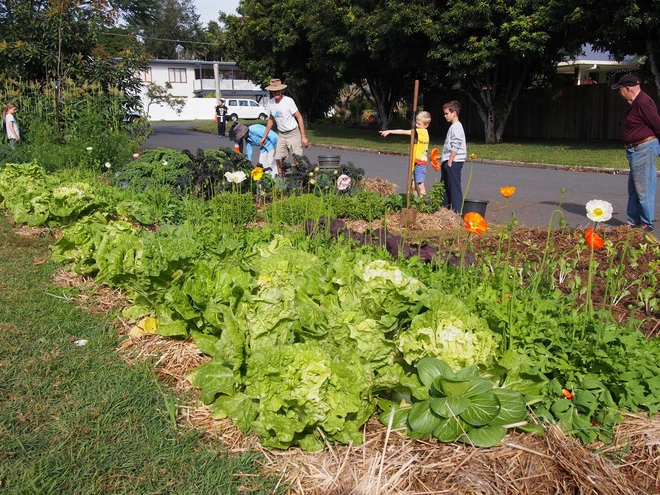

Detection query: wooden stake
xmin=403 ymin=80 xmax=420 ymax=227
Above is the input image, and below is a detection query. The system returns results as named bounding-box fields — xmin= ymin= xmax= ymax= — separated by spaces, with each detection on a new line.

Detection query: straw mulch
xmin=364 ymin=177 xmax=399 ymax=197
xmin=344 ymin=208 xmax=462 ymax=237
xmin=116 ymin=334 xmax=660 ymax=495
xmin=52 ymin=269 xmax=129 ymax=313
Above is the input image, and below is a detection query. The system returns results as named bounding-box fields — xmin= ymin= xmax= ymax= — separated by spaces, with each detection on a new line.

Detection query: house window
xmin=139 ymin=68 xmax=152 ymax=82
xmin=168 ymin=68 xmax=187 ymax=83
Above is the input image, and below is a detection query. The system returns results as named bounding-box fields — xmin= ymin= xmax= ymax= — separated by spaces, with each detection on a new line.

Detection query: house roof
xmin=148 ymin=59 xmax=238 ymax=68
xmin=556 ymin=44 xmax=639 ymax=75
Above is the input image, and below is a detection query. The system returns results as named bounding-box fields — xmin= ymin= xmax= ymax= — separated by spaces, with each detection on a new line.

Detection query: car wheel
xmin=230 ymin=114 xmax=238 ymax=121
xmin=258 ymin=113 xmax=267 ymax=120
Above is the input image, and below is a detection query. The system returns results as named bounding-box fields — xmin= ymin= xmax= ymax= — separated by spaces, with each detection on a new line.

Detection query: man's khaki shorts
xmin=275 ymin=128 xmax=303 ymax=160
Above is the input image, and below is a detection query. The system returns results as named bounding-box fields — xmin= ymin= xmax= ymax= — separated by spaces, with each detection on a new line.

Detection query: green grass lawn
xmin=0 ymin=216 xmax=283 ymax=495
xmin=194 ymin=120 xmax=644 ymax=170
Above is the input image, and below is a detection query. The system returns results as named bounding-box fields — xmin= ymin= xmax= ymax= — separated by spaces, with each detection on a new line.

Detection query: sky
xmin=194 ymin=0 xmax=239 ymax=25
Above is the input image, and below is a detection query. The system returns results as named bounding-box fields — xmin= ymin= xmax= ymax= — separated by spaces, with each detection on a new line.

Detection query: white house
xmin=138 ymin=59 xmax=267 ymax=121
xmin=556 ymin=44 xmax=639 ymax=85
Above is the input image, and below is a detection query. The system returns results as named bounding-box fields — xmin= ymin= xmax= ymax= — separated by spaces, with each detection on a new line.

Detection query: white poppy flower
xmin=585 ymin=199 xmax=613 ymax=222
xmin=224 ymin=171 xmax=247 ymax=183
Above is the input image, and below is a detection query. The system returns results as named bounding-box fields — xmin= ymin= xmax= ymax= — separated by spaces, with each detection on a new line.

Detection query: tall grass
xmin=0 ymin=215 xmax=284 ymax=494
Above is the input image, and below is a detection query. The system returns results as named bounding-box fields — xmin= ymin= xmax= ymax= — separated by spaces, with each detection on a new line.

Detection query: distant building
xmin=138 ymin=59 xmax=267 ymax=120
xmin=556 ymin=44 xmax=640 ymax=86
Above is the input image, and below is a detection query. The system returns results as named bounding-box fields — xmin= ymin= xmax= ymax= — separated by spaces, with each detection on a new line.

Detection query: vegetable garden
xmin=1 ymin=139 xmax=660 ymax=492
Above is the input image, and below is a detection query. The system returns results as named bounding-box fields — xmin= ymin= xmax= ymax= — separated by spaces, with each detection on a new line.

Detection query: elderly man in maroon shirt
xmin=612 ymin=73 xmax=659 ymax=232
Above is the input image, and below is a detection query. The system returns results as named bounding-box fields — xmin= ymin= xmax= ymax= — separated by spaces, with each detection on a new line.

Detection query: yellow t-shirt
xmin=413 ymin=128 xmax=429 ymax=166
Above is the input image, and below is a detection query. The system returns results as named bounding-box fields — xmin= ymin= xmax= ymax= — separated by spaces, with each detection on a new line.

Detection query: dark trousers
xmin=217 ymin=120 xmax=226 ymax=136
xmin=441 ymin=160 xmax=464 ymax=213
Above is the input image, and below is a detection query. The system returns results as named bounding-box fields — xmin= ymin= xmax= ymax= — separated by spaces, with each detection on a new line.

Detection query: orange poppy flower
xmin=585 ymin=227 xmax=604 ymax=249
xmin=562 ymin=389 xmax=574 ymax=400
xmin=430 ymin=148 xmax=440 ymax=171
xmin=500 ymin=186 xmax=516 ymax=198
xmin=464 ymin=212 xmax=488 ymax=236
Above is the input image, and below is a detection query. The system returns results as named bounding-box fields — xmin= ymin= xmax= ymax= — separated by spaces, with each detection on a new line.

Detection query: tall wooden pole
xmin=405 ymin=80 xmax=420 ymax=212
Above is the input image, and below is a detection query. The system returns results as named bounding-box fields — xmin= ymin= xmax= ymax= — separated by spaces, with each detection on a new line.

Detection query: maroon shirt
xmin=621 ymin=91 xmax=660 ymax=145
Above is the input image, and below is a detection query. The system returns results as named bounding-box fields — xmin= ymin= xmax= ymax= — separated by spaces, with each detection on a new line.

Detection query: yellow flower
xmin=251 ymin=167 xmax=263 ymax=181
xmin=500 ymin=186 xmax=516 ymax=198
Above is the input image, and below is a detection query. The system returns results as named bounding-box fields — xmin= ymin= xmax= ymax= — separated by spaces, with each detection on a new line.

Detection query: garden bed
xmin=39 ymin=216 xmax=660 ymax=495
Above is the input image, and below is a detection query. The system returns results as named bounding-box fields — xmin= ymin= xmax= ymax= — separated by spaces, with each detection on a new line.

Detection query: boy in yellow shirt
xmin=379 ymin=111 xmax=432 ymax=197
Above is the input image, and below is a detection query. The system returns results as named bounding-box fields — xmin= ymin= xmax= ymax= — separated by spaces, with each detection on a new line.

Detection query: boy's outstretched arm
xmin=379 ymin=129 xmax=411 ymax=137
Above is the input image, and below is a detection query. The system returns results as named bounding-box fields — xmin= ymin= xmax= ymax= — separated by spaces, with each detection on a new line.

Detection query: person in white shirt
xmin=440 ymin=100 xmax=467 ymax=213
xmin=3 ymin=103 xmax=20 ymax=148
xmin=260 ymin=78 xmax=308 ymax=175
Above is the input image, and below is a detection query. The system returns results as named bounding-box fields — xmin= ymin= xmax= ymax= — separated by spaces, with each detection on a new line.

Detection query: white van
xmin=225 ymin=99 xmax=268 ymax=121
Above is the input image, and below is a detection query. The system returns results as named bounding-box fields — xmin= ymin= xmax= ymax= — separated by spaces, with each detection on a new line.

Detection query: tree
xmin=328 ymin=0 xmax=431 ymax=130
xmin=222 ymin=0 xmax=343 ymax=125
xmin=0 ymin=0 xmax=155 ymax=81
xmin=585 ymin=0 xmax=660 ymax=95
xmin=144 ymin=81 xmax=185 ymax=116
xmin=425 ymin=0 xmax=586 ymax=143
xmin=127 ymin=0 xmax=206 ymax=60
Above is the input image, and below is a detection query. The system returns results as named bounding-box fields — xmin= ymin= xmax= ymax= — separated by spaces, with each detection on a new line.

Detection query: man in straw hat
xmin=611 ymin=73 xmax=659 ymax=232
xmin=260 ymin=78 xmax=308 ymax=175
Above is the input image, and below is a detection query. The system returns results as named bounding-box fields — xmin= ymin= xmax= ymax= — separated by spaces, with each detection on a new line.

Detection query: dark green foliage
xmin=280 ymin=155 xmax=365 ymax=194
xmin=112 ymin=148 xmax=193 ymax=193
xmin=414 ymin=181 xmax=445 ymax=214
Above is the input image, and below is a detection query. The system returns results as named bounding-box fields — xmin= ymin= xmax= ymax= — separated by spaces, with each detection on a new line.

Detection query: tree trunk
xmin=464 ymin=71 xmax=525 ymax=144
xmin=645 ymin=39 xmax=660 ymax=98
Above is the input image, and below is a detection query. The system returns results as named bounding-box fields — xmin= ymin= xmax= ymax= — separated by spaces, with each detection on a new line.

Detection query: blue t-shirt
xmin=245 ymin=124 xmax=278 ymax=158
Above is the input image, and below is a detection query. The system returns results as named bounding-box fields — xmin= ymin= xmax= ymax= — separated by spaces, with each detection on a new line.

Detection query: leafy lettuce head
xmin=398 ymin=290 xmax=499 ymax=370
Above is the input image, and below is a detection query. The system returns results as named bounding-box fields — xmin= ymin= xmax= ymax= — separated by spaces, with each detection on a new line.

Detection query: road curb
xmin=187 ymin=127 xmax=658 ymax=177
xmin=310 ymin=142 xmax=660 ymax=177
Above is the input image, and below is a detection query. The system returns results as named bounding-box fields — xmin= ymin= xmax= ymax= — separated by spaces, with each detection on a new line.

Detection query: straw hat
xmin=265 ymin=78 xmax=287 ymax=91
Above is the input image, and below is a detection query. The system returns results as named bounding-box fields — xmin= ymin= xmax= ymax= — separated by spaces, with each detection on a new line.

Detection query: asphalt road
xmin=145 ymin=122 xmax=660 ymax=229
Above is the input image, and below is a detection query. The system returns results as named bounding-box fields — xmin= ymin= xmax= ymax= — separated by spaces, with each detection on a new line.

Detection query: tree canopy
xmin=126 ymin=0 xmax=207 ymax=60
xmin=222 ymin=0 xmax=344 ymax=124
xmin=0 ymin=0 xmax=156 ymax=81
xmin=222 ymin=0 xmax=589 ymax=138
xmin=585 ymin=0 xmax=660 ymax=94
xmin=425 ymin=0 xmax=586 ymax=142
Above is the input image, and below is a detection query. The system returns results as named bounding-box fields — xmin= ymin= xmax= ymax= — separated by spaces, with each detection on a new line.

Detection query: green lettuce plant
xmin=380 ymin=357 xmax=528 ymax=447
